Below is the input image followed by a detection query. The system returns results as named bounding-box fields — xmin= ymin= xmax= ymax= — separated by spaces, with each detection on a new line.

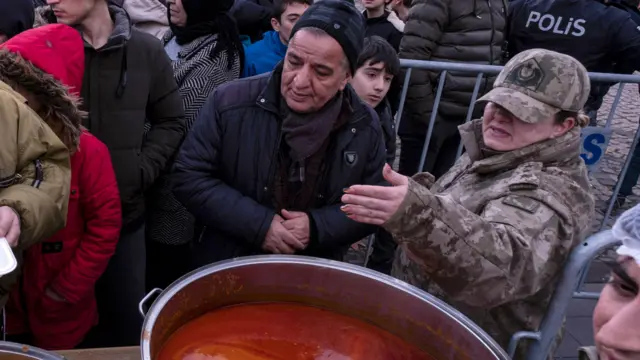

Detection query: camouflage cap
xmin=477 ymin=49 xmax=590 ymax=123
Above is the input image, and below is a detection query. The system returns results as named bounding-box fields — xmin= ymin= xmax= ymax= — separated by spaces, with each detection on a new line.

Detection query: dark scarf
xmin=168 ymin=0 xmax=243 ymax=69
xmin=281 ymin=92 xmax=343 ymax=162
xmin=274 ymin=93 xmax=347 ymax=211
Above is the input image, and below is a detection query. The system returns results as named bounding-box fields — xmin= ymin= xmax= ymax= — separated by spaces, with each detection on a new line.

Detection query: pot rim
xmin=0 ymin=341 xmax=64 ymax=359
xmin=140 ymin=255 xmax=510 ymax=360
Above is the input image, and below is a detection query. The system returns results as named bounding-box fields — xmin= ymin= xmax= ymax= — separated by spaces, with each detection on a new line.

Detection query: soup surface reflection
xmin=158 ymin=303 xmax=435 ymax=360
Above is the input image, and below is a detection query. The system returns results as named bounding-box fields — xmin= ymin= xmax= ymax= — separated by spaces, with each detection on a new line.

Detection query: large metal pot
xmin=0 ymin=341 xmax=64 ymax=359
xmin=140 ymin=256 xmax=510 ymax=360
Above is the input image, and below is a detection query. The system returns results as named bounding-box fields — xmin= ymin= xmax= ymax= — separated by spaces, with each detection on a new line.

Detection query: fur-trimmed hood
xmin=0 ymin=24 xmax=84 ymax=152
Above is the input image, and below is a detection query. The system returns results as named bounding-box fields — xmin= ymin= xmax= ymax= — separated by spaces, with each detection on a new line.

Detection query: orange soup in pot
xmin=158 ymin=303 xmax=435 ymax=360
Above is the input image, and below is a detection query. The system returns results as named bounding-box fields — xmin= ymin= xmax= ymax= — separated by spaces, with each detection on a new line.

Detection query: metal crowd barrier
xmin=376 ymin=59 xmax=640 ymax=358
xmin=507 ymin=230 xmax=620 ymax=359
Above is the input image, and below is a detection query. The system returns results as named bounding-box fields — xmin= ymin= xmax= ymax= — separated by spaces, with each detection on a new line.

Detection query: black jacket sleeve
xmin=231 ymin=0 xmax=273 ymax=41
xmin=172 ymin=91 xmax=275 ymax=247
xmin=609 ymin=14 xmax=640 ymax=74
xmin=141 ymin=41 xmax=186 ymax=191
xmin=307 ymin=114 xmax=387 ymax=250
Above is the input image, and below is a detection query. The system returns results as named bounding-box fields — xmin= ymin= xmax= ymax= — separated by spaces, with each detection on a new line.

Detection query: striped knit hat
xmin=289 ymin=0 xmax=365 ymax=74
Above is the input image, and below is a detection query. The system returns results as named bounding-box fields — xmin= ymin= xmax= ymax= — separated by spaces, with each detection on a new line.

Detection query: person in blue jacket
xmin=242 ymin=0 xmax=311 ymax=77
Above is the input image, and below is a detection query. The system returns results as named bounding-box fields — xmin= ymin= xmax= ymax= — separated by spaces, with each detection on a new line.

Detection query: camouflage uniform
xmin=385 ymin=49 xmax=595 ymax=358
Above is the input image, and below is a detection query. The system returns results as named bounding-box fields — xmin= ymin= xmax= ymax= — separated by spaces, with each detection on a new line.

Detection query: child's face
xmin=351 ymin=60 xmax=394 ymax=108
xmin=363 ymin=0 xmax=387 ymax=11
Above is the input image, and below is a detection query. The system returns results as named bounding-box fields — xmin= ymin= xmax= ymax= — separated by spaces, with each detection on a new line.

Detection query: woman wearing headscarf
xmin=145 ymin=0 xmax=244 ymax=290
xmin=341 ymin=49 xmax=595 ymax=357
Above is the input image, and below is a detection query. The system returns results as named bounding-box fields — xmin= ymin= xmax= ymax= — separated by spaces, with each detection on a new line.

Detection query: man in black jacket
xmin=173 ymin=0 xmax=386 ymax=266
xmin=507 ymin=0 xmax=640 ymax=124
xmin=41 ymin=0 xmax=185 ymax=347
xmin=0 ymin=0 xmax=34 ymax=43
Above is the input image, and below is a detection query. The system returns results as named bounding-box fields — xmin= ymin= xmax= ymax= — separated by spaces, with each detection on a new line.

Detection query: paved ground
xmin=589 ymin=83 xmax=640 ymax=230
xmin=345 ymin=82 xmax=640 ymax=358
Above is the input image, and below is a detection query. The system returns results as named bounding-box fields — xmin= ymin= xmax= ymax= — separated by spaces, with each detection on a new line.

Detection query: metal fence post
xmin=417 ymin=71 xmax=448 ymax=173
xmin=456 ymin=73 xmax=485 ymax=160
xmin=394 ymin=68 xmax=412 ymax=135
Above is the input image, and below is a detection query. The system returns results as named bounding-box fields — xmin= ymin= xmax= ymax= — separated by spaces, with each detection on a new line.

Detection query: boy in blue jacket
xmin=242 ymin=0 xmax=312 ymax=77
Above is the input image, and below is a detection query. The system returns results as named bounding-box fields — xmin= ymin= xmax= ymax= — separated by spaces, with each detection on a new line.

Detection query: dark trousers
xmin=366 ymin=230 xmax=397 ymax=275
xmin=398 ymin=115 xmax=462 ymax=178
xmin=92 ymin=223 xmax=146 ymax=347
xmin=146 ymin=240 xmax=192 ymax=292
xmin=619 ymin=138 xmax=640 ymax=198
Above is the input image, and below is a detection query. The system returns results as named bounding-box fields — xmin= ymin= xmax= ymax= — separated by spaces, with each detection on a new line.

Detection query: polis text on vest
xmin=526 ymin=11 xmax=586 ymax=37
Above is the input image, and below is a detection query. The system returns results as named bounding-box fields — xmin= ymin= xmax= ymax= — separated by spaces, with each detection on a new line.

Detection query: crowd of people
xmin=0 ymin=0 xmax=638 ymax=358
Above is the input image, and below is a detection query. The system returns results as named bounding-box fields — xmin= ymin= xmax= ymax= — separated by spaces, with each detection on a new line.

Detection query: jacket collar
xmin=163 ymin=30 xmax=218 ymax=57
xmin=363 ymin=10 xmax=391 ymax=21
xmin=99 ymin=5 xmax=132 ymax=51
xmin=263 ymin=31 xmax=288 ymax=58
xmin=38 ymin=5 xmax=132 ymax=50
xmin=257 ymin=63 xmax=370 ymax=124
xmin=459 ymin=119 xmax=582 ymax=174
xmin=0 ymin=81 xmax=26 ymax=103
xmin=375 ymin=97 xmax=392 ymax=118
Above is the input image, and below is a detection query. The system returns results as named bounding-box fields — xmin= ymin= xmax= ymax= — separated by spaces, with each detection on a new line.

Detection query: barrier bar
xmin=605 ymin=83 xmax=626 ymax=129
xmin=417 ymin=71 xmax=448 ymax=174
xmin=395 ymin=68 xmax=412 ymax=136
xmin=456 ymin=73 xmax=485 ymax=160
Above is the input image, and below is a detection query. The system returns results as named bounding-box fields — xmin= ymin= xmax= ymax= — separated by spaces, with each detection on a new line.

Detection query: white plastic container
xmin=0 ymin=237 xmax=17 ymax=277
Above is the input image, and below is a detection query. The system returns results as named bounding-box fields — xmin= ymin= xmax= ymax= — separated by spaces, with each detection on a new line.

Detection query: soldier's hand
xmin=263 ymin=215 xmax=305 ymax=254
xmin=341 ymin=164 xmax=409 ymax=225
xmin=0 ymin=206 xmax=20 ymax=247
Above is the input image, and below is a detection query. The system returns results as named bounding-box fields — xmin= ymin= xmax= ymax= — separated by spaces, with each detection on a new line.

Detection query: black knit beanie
xmin=289 ymin=0 xmax=365 ymax=75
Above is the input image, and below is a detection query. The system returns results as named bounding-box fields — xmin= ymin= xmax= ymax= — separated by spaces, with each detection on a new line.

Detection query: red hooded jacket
xmin=5 ymin=24 xmax=122 ymax=350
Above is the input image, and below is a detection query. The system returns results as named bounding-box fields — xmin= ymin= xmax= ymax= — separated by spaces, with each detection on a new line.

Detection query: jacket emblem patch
xmin=502 ymin=195 xmax=540 ymax=214
xmin=344 ymin=151 xmax=358 ymax=167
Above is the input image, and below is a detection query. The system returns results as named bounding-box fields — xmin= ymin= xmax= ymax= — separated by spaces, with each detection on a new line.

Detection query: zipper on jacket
xmin=197 ymin=226 xmax=207 ymax=243
xmin=487 ymin=0 xmax=496 ymax=66
xmin=263 ymin=125 xmax=284 ymax=202
xmin=325 ymin=111 xmax=370 ymax=205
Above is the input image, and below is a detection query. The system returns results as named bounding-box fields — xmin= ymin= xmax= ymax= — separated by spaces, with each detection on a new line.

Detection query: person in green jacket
xmin=580 ymin=204 xmax=640 ymax=360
